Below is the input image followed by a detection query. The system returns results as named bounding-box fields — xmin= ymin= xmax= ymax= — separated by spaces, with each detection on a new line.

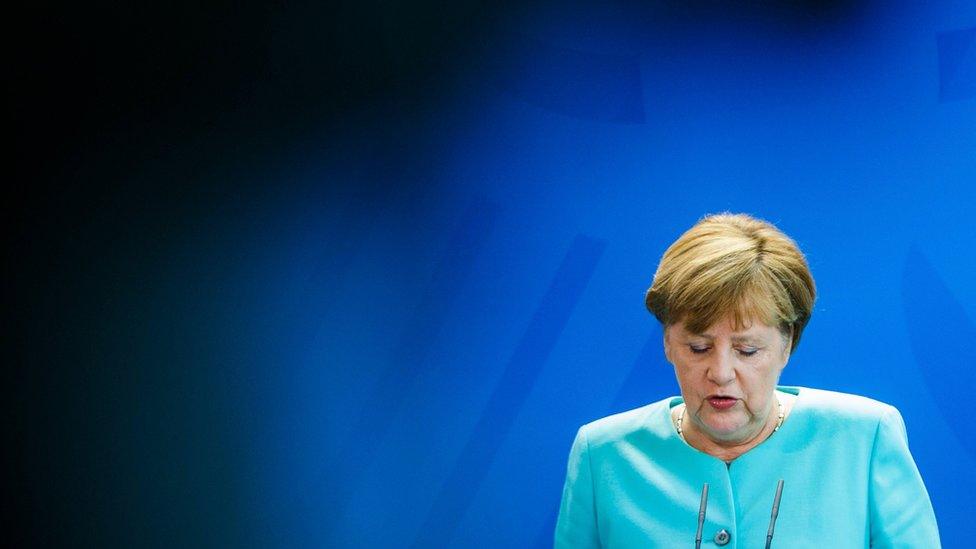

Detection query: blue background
xmin=10 ymin=1 xmax=974 ymax=547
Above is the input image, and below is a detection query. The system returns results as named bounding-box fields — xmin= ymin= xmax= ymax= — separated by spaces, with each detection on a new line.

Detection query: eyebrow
xmin=689 ymin=333 xmax=766 ymax=344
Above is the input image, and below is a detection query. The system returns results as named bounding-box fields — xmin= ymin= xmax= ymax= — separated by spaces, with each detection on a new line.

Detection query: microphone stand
xmin=695 ymin=483 xmax=708 ymax=549
xmin=764 ymin=479 xmax=785 ymax=549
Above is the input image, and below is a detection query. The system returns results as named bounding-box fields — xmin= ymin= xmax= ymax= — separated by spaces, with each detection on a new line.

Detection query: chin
xmin=703 ymin=419 xmax=747 ymax=438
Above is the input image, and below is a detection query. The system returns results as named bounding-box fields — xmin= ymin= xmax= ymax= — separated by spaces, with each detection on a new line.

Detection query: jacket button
xmin=713 ymin=529 xmax=731 ymax=546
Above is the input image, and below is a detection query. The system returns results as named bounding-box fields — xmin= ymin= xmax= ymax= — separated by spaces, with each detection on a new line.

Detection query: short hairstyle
xmin=645 ymin=213 xmax=816 ymax=352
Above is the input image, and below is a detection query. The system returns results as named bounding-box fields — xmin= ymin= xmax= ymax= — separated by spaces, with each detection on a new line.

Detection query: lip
xmin=706 ymin=396 xmax=739 ymax=410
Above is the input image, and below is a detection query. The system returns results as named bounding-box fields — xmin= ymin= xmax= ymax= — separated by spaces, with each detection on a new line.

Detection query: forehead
xmin=671 ymin=316 xmax=779 ymax=340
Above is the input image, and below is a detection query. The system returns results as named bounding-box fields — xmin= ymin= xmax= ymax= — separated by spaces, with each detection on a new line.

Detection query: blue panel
xmin=337 ymin=196 xmax=502 ymax=500
xmin=903 ymin=249 xmax=976 ymax=460
xmin=938 ymin=27 xmax=976 ymax=102
xmin=490 ymin=34 xmax=645 ymax=123
xmin=608 ymin=323 xmax=673 ymax=413
xmin=412 ymin=234 xmax=606 ymax=547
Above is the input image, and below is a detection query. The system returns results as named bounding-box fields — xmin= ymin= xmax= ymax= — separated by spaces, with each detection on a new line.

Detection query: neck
xmin=683 ymin=400 xmax=782 ymax=462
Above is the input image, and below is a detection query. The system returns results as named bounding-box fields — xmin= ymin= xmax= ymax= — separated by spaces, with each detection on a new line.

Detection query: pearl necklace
xmin=676 ymin=397 xmax=784 ymax=442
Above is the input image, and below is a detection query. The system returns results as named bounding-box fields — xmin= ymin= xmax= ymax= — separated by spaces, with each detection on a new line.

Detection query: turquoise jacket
xmin=555 ymin=387 xmax=940 ymax=548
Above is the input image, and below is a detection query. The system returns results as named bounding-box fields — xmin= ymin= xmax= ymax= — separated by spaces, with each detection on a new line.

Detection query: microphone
xmin=764 ymin=479 xmax=785 ymax=549
xmin=695 ymin=483 xmax=708 ymax=549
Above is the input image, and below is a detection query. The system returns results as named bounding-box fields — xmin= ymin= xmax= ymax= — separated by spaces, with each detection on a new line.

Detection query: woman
xmin=554 ymin=213 xmax=939 ymax=548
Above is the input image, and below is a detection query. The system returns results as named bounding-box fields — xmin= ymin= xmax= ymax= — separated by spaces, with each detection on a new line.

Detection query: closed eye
xmin=737 ymin=348 xmax=759 ymax=357
xmin=689 ymin=345 xmax=710 ymax=354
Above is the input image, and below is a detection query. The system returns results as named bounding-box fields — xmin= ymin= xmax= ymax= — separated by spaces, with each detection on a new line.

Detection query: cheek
xmin=674 ymin=365 xmax=706 ymax=396
xmin=757 ymin=364 xmax=785 ymax=392
xmin=741 ymin=360 xmax=781 ymax=390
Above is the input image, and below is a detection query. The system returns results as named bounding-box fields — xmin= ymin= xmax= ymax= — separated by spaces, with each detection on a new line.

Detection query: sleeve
xmin=868 ymin=406 xmax=941 ymax=548
xmin=554 ymin=425 xmax=601 ymax=549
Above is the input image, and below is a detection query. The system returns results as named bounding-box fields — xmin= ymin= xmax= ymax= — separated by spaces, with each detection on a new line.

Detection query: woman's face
xmin=665 ymin=315 xmax=791 ymax=446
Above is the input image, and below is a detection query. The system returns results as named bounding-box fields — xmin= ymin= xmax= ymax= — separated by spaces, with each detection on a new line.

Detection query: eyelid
xmin=686 ymin=343 xmax=763 ymax=354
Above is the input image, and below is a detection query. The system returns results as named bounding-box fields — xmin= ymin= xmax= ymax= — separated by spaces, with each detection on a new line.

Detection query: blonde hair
xmin=645 ymin=213 xmax=816 ymax=352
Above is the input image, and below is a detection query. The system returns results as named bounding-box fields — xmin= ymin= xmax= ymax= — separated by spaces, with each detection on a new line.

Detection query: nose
xmin=706 ymin=349 xmax=736 ymax=386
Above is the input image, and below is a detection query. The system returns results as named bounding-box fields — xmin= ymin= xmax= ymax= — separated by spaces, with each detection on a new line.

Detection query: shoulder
xmin=793 ymin=386 xmax=901 ymax=428
xmin=577 ymin=397 xmax=675 ymax=448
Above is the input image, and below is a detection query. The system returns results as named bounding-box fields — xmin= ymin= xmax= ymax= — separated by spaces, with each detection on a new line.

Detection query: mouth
xmin=706 ymin=396 xmax=738 ymax=410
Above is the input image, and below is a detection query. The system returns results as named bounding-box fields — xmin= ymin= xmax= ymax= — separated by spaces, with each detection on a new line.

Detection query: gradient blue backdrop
xmin=12 ymin=1 xmax=975 ymax=547
xmin=247 ymin=4 xmax=976 ymax=546
xmin=281 ymin=4 xmax=973 ymax=546
xmin=262 ymin=3 xmax=976 ymax=547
